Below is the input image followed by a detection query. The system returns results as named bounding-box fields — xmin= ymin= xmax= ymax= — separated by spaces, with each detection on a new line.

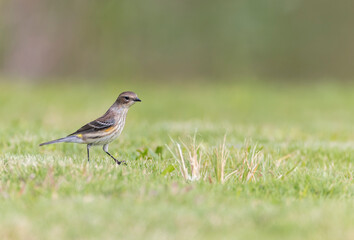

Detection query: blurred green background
xmin=1 ymin=0 xmax=354 ymax=81
xmin=1 ymin=2 xmax=354 ymax=240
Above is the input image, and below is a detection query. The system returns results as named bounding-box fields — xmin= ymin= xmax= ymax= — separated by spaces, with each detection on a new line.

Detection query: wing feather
xmin=68 ymin=111 xmax=115 ymax=136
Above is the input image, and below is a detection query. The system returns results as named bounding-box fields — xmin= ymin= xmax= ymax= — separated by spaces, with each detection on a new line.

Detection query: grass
xmin=0 ymin=79 xmax=353 ymax=240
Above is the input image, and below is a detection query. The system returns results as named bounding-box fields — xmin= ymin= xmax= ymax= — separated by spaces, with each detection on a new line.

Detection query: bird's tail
xmin=39 ymin=136 xmax=80 ymax=146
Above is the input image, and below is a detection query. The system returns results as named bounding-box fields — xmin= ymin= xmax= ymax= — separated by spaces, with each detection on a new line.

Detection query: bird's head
xmin=116 ymin=91 xmax=141 ymax=108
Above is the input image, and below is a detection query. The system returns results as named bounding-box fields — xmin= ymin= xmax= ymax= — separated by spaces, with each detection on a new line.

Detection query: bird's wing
xmin=68 ymin=117 xmax=115 ymax=136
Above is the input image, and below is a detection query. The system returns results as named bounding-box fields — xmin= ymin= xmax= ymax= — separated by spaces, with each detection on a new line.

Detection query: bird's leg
xmin=87 ymin=144 xmax=92 ymax=162
xmin=103 ymin=144 xmax=126 ymax=165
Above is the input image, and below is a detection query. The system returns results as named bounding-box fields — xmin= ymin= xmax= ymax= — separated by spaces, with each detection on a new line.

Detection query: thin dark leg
xmin=87 ymin=144 xmax=91 ymax=162
xmin=105 ymin=151 xmax=123 ymax=165
xmin=103 ymin=144 xmax=125 ymax=165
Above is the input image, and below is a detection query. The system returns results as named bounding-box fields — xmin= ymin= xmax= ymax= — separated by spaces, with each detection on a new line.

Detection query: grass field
xmin=0 ymin=79 xmax=353 ymax=240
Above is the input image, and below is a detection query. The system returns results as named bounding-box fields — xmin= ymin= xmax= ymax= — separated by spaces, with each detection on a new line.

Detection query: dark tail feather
xmin=39 ymin=136 xmax=74 ymax=146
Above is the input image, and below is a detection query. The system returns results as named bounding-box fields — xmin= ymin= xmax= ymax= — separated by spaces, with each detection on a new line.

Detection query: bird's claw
xmin=116 ymin=160 xmax=127 ymax=166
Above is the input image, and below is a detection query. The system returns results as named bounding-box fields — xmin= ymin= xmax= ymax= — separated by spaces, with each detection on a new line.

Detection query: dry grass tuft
xmin=166 ymin=135 xmax=204 ymax=181
xmin=167 ymin=136 xmax=298 ymax=184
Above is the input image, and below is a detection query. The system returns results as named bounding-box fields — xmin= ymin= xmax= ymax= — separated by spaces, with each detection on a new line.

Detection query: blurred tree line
xmin=0 ymin=0 xmax=354 ymax=81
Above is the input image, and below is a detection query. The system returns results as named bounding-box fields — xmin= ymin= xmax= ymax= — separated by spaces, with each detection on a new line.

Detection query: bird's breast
xmin=85 ymin=111 xmax=128 ymax=145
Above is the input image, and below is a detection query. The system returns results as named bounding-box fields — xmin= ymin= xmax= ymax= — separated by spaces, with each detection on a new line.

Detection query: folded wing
xmin=68 ymin=117 xmax=115 ymax=136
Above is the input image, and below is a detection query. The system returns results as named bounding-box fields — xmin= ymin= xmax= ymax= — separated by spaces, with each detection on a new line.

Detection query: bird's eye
xmin=124 ymin=96 xmax=129 ymax=101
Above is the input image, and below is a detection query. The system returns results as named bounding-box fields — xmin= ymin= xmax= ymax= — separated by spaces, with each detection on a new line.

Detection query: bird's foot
xmin=116 ymin=160 xmax=127 ymax=166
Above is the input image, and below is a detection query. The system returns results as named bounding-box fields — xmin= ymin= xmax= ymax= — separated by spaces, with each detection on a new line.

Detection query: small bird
xmin=40 ymin=91 xmax=141 ymax=165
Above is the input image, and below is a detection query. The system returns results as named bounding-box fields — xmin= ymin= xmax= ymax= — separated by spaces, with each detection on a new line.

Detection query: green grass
xmin=0 ymin=79 xmax=353 ymax=240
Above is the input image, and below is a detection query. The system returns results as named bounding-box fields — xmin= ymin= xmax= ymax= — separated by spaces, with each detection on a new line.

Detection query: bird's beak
xmin=134 ymin=97 xmax=142 ymax=102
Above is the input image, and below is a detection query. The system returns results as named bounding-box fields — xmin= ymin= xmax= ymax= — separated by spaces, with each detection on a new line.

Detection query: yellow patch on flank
xmin=104 ymin=126 xmax=114 ymax=132
xmin=77 ymin=134 xmax=83 ymax=138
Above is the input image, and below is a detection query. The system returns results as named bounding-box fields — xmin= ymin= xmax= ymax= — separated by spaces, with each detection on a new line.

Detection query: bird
xmin=39 ymin=91 xmax=141 ymax=165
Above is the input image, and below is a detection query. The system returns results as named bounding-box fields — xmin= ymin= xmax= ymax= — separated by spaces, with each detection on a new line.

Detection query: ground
xmin=0 ymin=79 xmax=353 ymax=240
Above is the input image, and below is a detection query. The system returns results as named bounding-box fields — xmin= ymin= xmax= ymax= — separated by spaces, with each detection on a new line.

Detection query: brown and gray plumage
xmin=40 ymin=91 xmax=141 ymax=165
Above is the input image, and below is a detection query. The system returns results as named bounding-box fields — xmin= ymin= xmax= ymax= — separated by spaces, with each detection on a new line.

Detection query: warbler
xmin=40 ymin=91 xmax=141 ymax=165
